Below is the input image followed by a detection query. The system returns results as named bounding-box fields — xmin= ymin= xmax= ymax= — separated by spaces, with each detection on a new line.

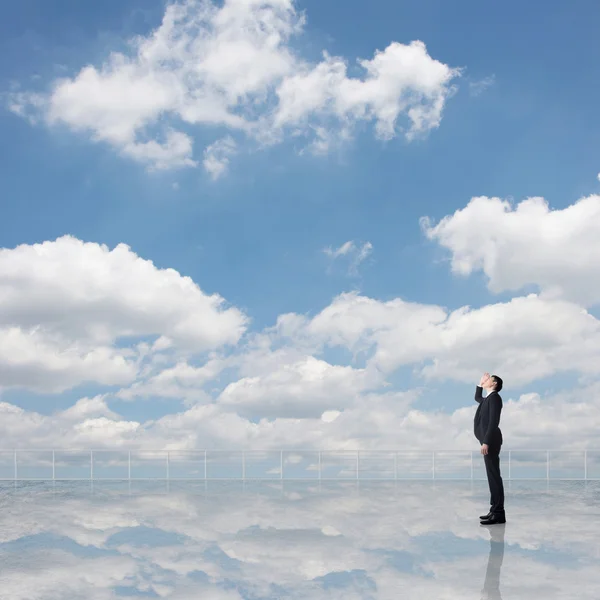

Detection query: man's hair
xmin=491 ymin=375 xmax=503 ymax=392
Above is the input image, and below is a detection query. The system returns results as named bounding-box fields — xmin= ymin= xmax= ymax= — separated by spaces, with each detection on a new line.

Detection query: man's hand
xmin=481 ymin=444 xmax=489 ymax=455
xmin=479 ymin=372 xmax=490 ymax=387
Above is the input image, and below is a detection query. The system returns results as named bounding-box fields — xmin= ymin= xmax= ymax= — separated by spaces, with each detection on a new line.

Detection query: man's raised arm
xmin=475 ymin=386 xmax=484 ymax=403
xmin=475 ymin=372 xmax=490 ymax=403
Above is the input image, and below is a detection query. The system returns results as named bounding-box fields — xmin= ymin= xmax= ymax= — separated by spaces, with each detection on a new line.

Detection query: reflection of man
xmin=474 ymin=372 xmax=506 ymax=524
xmin=480 ymin=523 xmax=505 ymax=600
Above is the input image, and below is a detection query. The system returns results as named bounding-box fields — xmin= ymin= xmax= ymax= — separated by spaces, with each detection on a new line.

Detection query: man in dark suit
xmin=474 ymin=372 xmax=505 ymax=524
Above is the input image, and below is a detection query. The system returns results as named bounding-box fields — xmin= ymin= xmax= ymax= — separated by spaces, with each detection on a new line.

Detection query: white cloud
xmin=203 ymin=136 xmax=237 ymax=179
xmin=60 ymin=395 xmax=120 ymax=421
xmin=4 ymin=91 xmax=46 ymax=124
xmin=0 ymin=235 xmax=247 ymax=392
xmin=123 ymin=129 xmax=197 ymax=170
xmin=9 ymin=0 xmax=460 ymax=174
xmin=468 ymin=74 xmax=495 ymax=96
xmin=4 ymin=377 xmax=600 ymax=453
xmin=420 ymin=194 xmax=600 ymax=306
xmin=0 ymin=399 xmax=141 ymax=449
xmin=217 ymin=355 xmax=382 ymax=418
xmin=116 ymin=357 xmax=229 ymax=402
xmin=323 ymin=240 xmax=373 ymax=275
xmin=303 ymin=290 xmax=600 ymax=386
xmin=273 ymin=40 xmax=460 ymax=141
xmin=321 ymin=410 xmax=340 ymax=423
xmin=0 ymin=326 xmax=137 ymax=391
xmin=3 ymin=224 xmax=600 ymax=451
xmin=324 ymin=241 xmax=355 ymax=259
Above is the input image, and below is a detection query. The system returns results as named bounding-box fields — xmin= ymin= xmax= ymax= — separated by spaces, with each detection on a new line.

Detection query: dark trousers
xmin=484 ymin=446 xmax=505 ymax=514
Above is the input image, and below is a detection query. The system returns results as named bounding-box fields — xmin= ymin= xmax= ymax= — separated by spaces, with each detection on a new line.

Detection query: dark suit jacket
xmin=474 ymin=386 xmax=503 ymax=447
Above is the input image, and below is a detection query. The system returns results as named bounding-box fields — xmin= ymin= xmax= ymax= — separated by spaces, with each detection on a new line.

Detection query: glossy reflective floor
xmin=1 ymin=480 xmax=599 ymax=599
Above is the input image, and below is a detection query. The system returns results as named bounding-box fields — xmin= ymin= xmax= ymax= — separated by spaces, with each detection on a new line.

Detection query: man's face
xmin=484 ymin=376 xmax=497 ymax=391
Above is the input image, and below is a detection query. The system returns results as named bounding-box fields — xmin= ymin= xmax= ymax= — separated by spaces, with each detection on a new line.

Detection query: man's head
xmin=485 ymin=375 xmax=503 ymax=392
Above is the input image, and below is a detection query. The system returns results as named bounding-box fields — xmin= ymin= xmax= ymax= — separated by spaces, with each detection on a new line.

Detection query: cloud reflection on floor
xmin=0 ymin=480 xmax=598 ymax=598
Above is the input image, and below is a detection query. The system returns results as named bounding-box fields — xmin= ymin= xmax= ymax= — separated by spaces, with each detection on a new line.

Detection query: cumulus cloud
xmin=0 ymin=235 xmax=247 ymax=392
xmin=0 ymin=327 xmax=137 ymax=392
xmin=8 ymin=0 xmax=460 ymax=174
xmin=301 ymin=291 xmax=600 ymax=386
xmin=217 ymin=355 xmax=383 ymax=418
xmin=0 ymin=397 xmax=141 ymax=450
xmin=61 ymin=395 xmax=120 ymax=421
xmin=122 ymin=129 xmax=197 ymax=170
xmin=323 ymin=240 xmax=373 ymax=276
xmin=116 ymin=357 xmax=229 ymax=403
xmin=203 ymin=136 xmax=237 ymax=179
xmin=3 ymin=378 xmax=600 ymax=453
xmin=420 ymin=194 xmax=600 ymax=307
xmin=272 ymin=40 xmax=459 ymax=142
xmin=3 ymin=211 xmax=600 ymax=451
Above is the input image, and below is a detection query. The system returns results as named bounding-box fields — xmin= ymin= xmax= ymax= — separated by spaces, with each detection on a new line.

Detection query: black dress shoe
xmin=480 ymin=513 xmax=506 ymax=525
xmin=479 ymin=511 xmax=492 ymax=520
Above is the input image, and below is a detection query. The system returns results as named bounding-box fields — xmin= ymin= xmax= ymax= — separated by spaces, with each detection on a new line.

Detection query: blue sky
xmin=1 ymin=0 xmax=600 ymax=450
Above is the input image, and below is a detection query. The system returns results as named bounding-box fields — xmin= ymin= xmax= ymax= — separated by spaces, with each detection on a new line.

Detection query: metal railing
xmin=0 ymin=449 xmax=598 ymax=481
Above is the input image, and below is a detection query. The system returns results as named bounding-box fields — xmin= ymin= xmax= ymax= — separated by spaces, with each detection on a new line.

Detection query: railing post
xmin=280 ymin=450 xmax=283 ymax=480
xmin=432 ymin=451 xmax=435 ymax=479
xmin=318 ymin=451 xmax=321 ymax=480
xmin=52 ymin=450 xmax=55 ymax=481
xmin=584 ymin=450 xmax=587 ymax=480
